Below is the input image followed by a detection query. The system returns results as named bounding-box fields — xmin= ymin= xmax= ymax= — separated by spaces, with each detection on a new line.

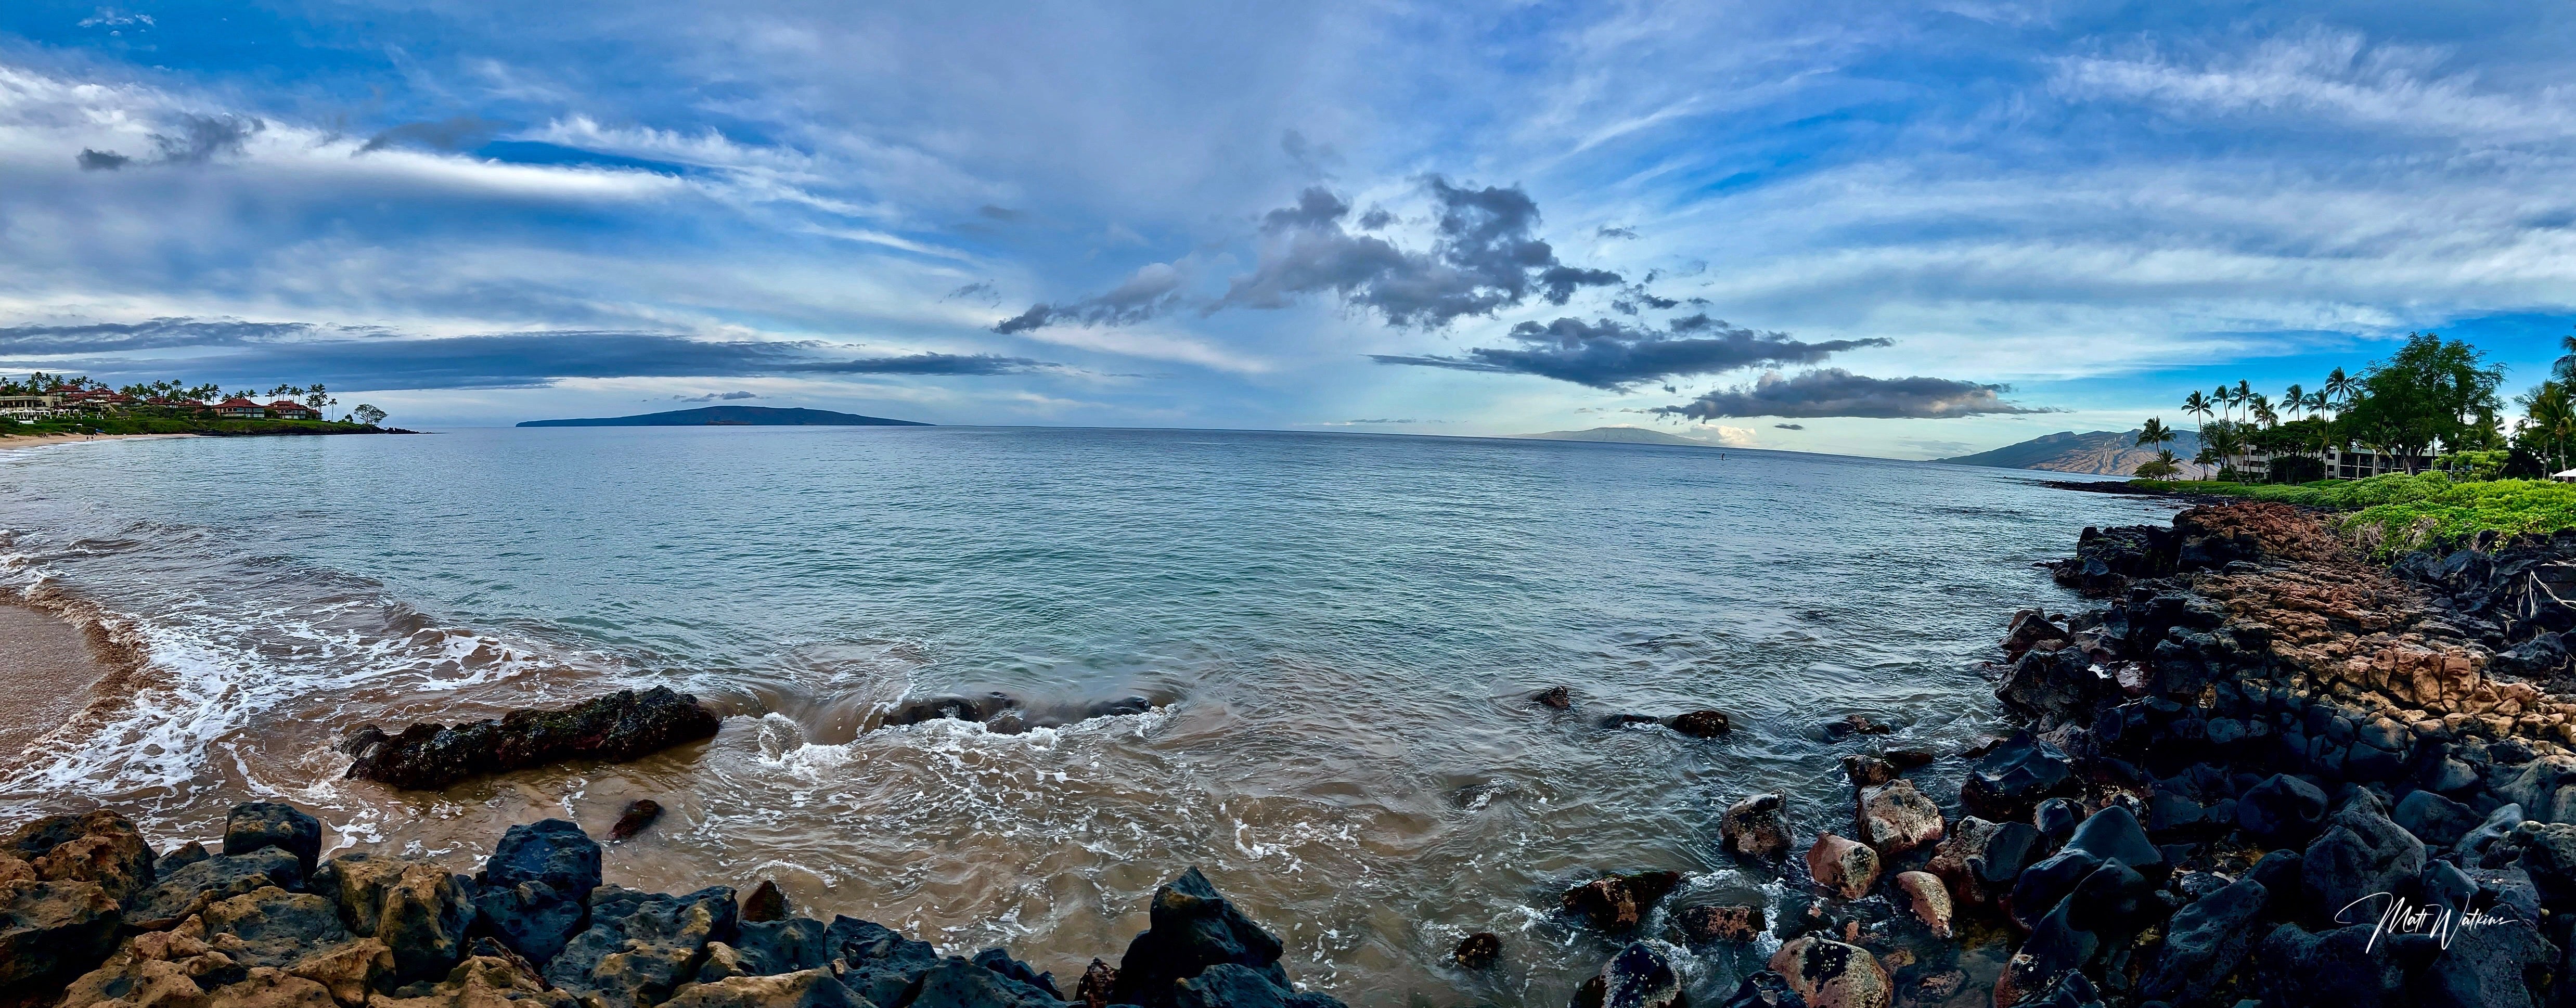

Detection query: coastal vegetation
xmin=0 ymin=371 xmax=394 ymax=437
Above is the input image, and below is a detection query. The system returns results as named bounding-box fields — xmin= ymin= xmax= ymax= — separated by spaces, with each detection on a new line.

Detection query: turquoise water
xmin=0 ymin=426 xmax=2173 ymax=1004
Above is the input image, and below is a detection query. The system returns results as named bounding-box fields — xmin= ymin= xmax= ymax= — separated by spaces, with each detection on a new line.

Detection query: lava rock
xmin=2062 ymin=805 xmax=2164 ymax=878
xmin=371 ymin=954 xmax=576 ymax=1008
xmin=663 ymin=968 xmax=865 ymax=1008
xmin=545 ymin=885 xmax=740 ymax=1007
xmin=2512 ymin=821 xmax=2576 ymax=910
xmin=2413 ymin=913 xmax=2555 ymax=1008
xmin=1962 ymin=731 xmax=2079 ymax=820
xmin=821 ymin=916 xmax=943 ymax=1007
xmin=1562 ymin=872 xmax=1683 ymax=932
xmin=2007 ymin=850 xmax=2102 ymax=933
xmin=2136 ymin=877 xmax=2266 ymax=1005
xmin=728 ymin=916 xmax=829 ymax=976
xmin=1673 ymin=904 xmax=1763 ymax=944
xmin=1535 ymin=687 xmax=1573 ymax=709
xmin=472 ymin=819 xmax=600 ymax=967
xmin=1452 ymin=932 xmax=1500 ymax=968
xmin=1598 ymin=943 xmax=1681 ymax=1008
xmin=1075 ymin=959 xmax=1116 ymax=1008
xmin=1806 ymin=835 xmax=1881 ymax=901
xmin=2002 ymin=609 xmax=2072 ymax=660
xmin=2302 ymin=802 xmax=2427 ymax=923
xmin=900 ymin=957 xmax=1065 ymax=1008
xmin=154 ymin=841 xmax=210 ymax=878
xmin=125 ymin=847 xmax=305 ymax=931
xmin=608 ymin=799 xmax=664 ymax=842
xmin=2237 ymin=774 xmax=2330 ymax=847
xmin=1110 ymin=868 xmax=1290 ymax=1008
xmin=341 ymin=687 xmax=723 ymax=791
xmin=2457 ymin=803 xmax=2527 ymax=868
xmin=1857 ymin=780 xmax=1944 ymax=856
xmin=1892 ymin=872 xmax=1952 ymax=939
xmin=0 ymin=878 xmax=120 ymax=988
xmin=1825 ymin=715 xmax=1891 ymax=739
xmin=741 ymin=880 xmax=788 ymax=923
xmin=1667 ymin=710 xmax=1732 ymax=738
xmin=2393 ymin=790 xmax=2481 ymax=850
xmin=307 ymin=853 xmax=478 ymax=984
xmin=1768 ymin=935 xmax=1891 ymax=1008
xmin=223 ymin=802 xmax=323 ymax=877
xmin=1719 ymin=972 xmax=1803 ymax=1008
xmin=1720 ymin=793 xmax=1792 ymax=861
xmin=9 ymin=810 xmax=156 ymax=904
xmin=1841 ymin=755 xmax=1897 ymax=789
xmin=2033 ymin=798 xmax=2084 ymax=845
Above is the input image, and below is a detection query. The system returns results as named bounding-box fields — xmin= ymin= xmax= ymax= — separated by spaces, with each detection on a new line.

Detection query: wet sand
xmin=0 ymin=603 xmax=111 ymax=761
xmin=0 ymin=433 xmax=198 ymax=450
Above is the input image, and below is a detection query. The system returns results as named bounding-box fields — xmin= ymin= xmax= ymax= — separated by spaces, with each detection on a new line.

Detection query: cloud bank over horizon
xmin=2 ymin=2 xmax=2573 ymax=453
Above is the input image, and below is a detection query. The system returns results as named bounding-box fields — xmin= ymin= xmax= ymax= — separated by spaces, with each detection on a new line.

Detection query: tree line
xmin=2 ymin=372 xmax=388 ymax=427
xmin=2134 ymin=331 xmax=2534 ymax=481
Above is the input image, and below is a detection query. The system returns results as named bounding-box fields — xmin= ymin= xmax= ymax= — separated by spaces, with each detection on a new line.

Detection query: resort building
xmin=0 ymin=393 xmax=60 ymax=419
xmin=214 ymin=397 xmax=269 ymax=419
xmin=266 ymin=400 xmax=321 ymax=421
xmin=2232 ymin=445 xmax=2439 ymax=481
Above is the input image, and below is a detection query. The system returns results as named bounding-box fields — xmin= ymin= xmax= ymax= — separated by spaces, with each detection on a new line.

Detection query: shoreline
xmin=0 ymin=432 xmax=201 ymax=450
xmin=0 ymin=591 xmax=150 ymax=775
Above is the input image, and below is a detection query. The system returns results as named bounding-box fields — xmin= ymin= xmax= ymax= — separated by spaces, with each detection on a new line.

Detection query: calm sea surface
xmin=0 ymin=426 xmax=2175 ymax=1005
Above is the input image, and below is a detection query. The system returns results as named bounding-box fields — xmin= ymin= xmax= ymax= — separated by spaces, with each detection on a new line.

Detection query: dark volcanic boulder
xmin=1452 ymin=931 xmax=1501 ymax=968
xmin=741 ymin=880 xmax=788 ymax=923
xmin=472 ymin=819 xmax=601 ymax=966
xmin=909 ymin=958 xmax=1066 ymax=1008
xmin=9 ymin=810 xmax=156 ymax=903
xmin=125 ymin=847 xmax=305 ymax=931
xmin=2062 ymin=806 xmax=2164 ymax=877
xmin=2411 ymin=913 xmax=2555 ymax=1008
xmin=821 ymin=916 xmax=942 ymax=1006
xmin=0 ymin=878 xmax=120 ymax=988
xmin=2393 ymin=790 xmax=2481 ymax=850
xmin=609 ymin=799 xmax=665 ymax=842
xmin=2302 ymin=803 xmax=2426 ymax=923
xmin=371 ymin=954 xmax=577 ymax=1008
xmin=2136 ymin=877 xmax=2266 ymax=1004
xmin=1111 ymin=868 xmax=1289 ymax=1008
xmin=1720 ymin=972 xmax=1802 ymax=1008
xmin=1674 ymin=904 xmax=1764 ymax=944
xmin=545 ymin=885 xmax=739 ymax=1007
xmin=1961 ymin=731 xmax=2078 ymax=820
xmin=2245 ymin=923 xmax=2424 ymax=1008
xmin=224 ymin=802 xmax=323 ymax=876
xmin=1666 ymin=709 xmax=1732 ymax=738
xmin=1598 ymin=943 xmax=1681 ymax=1008
xmin=342 ymin=687 xmax=723 ymax=790
xmin=2237 ymin=774 xmax=2330 ymax=847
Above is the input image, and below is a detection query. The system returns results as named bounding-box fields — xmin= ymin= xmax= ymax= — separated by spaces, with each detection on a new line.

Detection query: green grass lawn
xmin=0 ymin=413 xmax=375 ymax=437
xmin=2128 ymin=472 xmax=2576 ymax=557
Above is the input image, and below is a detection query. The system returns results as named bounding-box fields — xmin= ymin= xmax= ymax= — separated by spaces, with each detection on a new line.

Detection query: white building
xmin=0 ymin=393 xmax=60 ymax=419
xmin=2232 ymin=444 xmax=2437 ymax=481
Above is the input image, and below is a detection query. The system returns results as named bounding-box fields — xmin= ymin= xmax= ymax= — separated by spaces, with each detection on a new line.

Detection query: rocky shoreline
xmin=16 ymin=498 xmax=2576 ymax=1007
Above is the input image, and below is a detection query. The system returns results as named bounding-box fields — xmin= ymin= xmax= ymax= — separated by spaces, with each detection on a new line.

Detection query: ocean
xmin=0 ymin=425 xmax=2176 ymax=1005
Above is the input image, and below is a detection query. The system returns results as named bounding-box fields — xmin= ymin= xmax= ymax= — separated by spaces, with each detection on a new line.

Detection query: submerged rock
xmin=341 ymin=687 xmax=723 ymax=791
xmin=1452 ymin=932 xmax=1500 ymax=969
xmin=1561 ymin=872 xmax=1683 ymax=932
xmin=609 ymin=800 xmax=665 ymax=842
xmin=1535 ymin=686 xmax=1573 ymax=709
xmin=1673 ymin=904 xmax=1763 ymax=944
xmin=1597 ymin=943 xmax=1681 ymax=1008
xmin=1665 ymin=710 xmax=1732 ymax=738
xmin=1719 ymin=793 xmax=1791 ymax=861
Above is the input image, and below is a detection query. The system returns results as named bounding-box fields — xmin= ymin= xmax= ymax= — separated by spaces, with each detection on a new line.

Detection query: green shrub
xmin=2126 ymin=473 xmax=2576 ymax=558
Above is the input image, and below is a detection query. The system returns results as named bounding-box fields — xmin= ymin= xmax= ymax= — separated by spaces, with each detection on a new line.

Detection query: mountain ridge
xmin=1937 ymin=428 xmax=2209 ymax=477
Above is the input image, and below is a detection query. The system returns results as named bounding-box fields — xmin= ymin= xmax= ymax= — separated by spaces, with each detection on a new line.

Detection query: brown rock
xmin=288 ymin=938 xmax=395 ymax=1006
xmin=366 ymin=955 xmax=576 ymax=1008
xmin=206 ymin=968 xmax=339 ymax=1008
xmin=1672 ymin=904 xmax=1763 ymax=944
xmin=1561 ymin=871 xmax=1683 ymax=931
xmin=1534 ymin=686 xmax=1572 ymax=709
xmin=1856 ymin=780 xmax=1944 ymax=856
xmin=1924 ymin=817 xmax=1999 ymax=909
xmin=607 ymin=800 xmax=663 ymax=843
xmin=1073 ymin=959 xmax=1116 ymax=1008
xmin=740 ymin=880 xmax=787 ymax=923
xmin=1841 ymin=755 xmax=1897 ymax=788
xmin=14 ymin=810 xmax=157 ymax=903
xmin=1719 ymin=793 xmax=1791 ymax=861
xmin=0 ymin=877 xmax=121 ymax=988
xmin=2002 ymin=610 xmax=2071 ymax=660
xmin=1666 ymin=709 xmax=1731 ymax=738
xmin=1805 ymin=835 xmax=1881 ymax=900
xmin=1768 ymin=936 xmax=1892 ymax=1008
xmin=1452 ymin=931 xmax=1500 ymax=969
xmin=1892 ymin=872 xmax=1952 ymax=939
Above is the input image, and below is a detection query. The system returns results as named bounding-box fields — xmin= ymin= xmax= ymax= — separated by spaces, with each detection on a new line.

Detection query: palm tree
xmin=2231 ymin=380 xmax=2254 ymax=419
xmin=2282 ymin=384 xmax=2307 ymax=422
xmin=2323 ymin=367 xmax=2356 ymax=408
xmin=2134 ymin=449 xmax=2183 ymax=480
xmin=2181 ymin=391 xmax=2212 ymax=429
xmin=2213 ymin=383 xmax=2234 ymax=421
xmin=2249 ymin=393 xmax=2276 ymax=428
xmin=2137 ymin=417 xmax=2175 ymax=449
xmin=2302 ymin=389 xmax=2332 ymax=418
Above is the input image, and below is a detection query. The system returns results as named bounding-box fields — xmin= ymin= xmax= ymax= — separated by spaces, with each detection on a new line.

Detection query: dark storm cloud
xmin=359 ymin=116 xmax=508 ymax=153
xmin=1355 ymin=208 xmax=1393 ymax=230
xmin=995 ymin=176 xmax=1622 ymax=333
xmin=1 ymin=320 xmax=1053 ymax=389
xmin=76 ymin=149 xmax=129 ymax=171
xmin=1369 ymin=316 xmax=1890 ymax=390
xmin=1774 ymin=423 xmax=1804 ymax=430
xmin=1648 ymin=369 xmax=2057 ymax=419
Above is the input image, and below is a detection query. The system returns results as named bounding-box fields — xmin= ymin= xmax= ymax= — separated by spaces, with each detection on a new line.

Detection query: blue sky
xmin=1 ymin=1 xmax=2572 ymax=457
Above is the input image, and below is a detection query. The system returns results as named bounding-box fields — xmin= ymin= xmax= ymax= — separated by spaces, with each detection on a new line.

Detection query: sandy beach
xmin=0 ymin=602 xmax=113 ymax=764
xmin=0 ymin=432 xmax=199 ymax=450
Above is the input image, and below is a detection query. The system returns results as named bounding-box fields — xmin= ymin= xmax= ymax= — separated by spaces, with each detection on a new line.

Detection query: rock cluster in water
xmin=1543 ymin=499 xmax=2576 ymax=1008
xmin=341 ymin=688 xmax=723 ymax=791
xmin=0 ymin=804 xmax=1347 ymax=1008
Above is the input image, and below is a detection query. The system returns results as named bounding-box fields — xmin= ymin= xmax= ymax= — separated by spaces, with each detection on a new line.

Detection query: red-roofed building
xmin=267 ymin=400 xmax=320 ymax=421
xmin=214 ymin=397 xmax=267 ymax=419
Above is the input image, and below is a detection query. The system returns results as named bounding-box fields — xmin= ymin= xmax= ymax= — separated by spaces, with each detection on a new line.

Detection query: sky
xmin=2 ymin=1 xmax=2573 ymax=458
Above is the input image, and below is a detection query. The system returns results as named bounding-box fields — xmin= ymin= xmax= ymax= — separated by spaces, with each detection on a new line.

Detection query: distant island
xmin=517 ymin=405 xmax=930 ymax=428
xmin=1515 ymin=425 xmax=1717 ymax=448
xmin=1937 ymin=429 xmax=2210 ymax=477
